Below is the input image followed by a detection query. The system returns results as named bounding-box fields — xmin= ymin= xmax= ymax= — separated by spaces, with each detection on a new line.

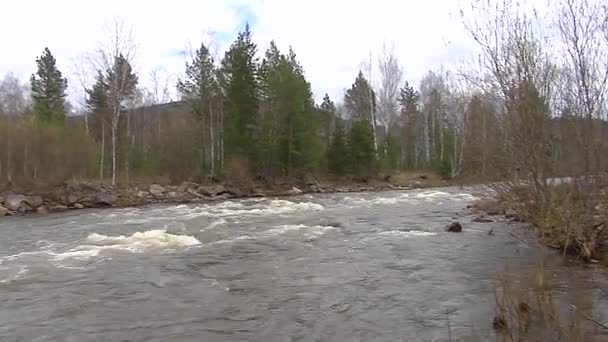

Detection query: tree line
xmin=1 ymin=0 xmax=607 ymax=190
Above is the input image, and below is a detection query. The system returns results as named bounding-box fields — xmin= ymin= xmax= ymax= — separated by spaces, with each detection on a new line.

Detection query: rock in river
xmin=446 ymin=222 xmax=463 ymax=233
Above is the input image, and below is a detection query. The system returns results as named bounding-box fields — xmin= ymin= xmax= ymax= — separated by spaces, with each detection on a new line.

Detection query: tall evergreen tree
xmin=86 ymin=71 xmax=109 ymax=180
xmin=177 ymin=42 xmax=220 ymax=177
xmin=105 ymin=54 xmax=138 ymax=185
xmin=398 ymin=81 xmax=420 ymax=168
xmin=347 ymin=121 xmax=376 ymax=177
xmin=222 ymin=24 xmax=259 ymax=168
xmin=319 ymin=93 xmax=337 ymax=146
xmin=30 ymin=47 xmax=68 ymax=124
xmin=327 ymin=125 xmax=348 ymax=175
xmin=344 ymin=71 xmax=376 ymax=122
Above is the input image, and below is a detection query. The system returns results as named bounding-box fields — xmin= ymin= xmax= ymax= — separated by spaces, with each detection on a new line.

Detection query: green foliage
xmin=30 ymin=47 xmax=68 ymax=125
xmin=347 ymin=121 xmax=376 ymax=177
xmin=327 ymin=126 xmax=348 ymax=175
xmin=380 ymin=133 xmax=401 ymax=171
xmin=0 ymin=119 xmax=97 ymax=187
xmin=436 ymin=159 xmax=451 ymax=179
xmin=258 ymin=42 xmax=322 ymax=177
xmin=105 ymin=54 xmax=138 ymax=115
xmin=222 ymin=24 xmax=259 ymax=165
xmin=177 ymin=42 xmax=221 ymax=177
xmin=345 ymin=71 xmax=376 ymax=122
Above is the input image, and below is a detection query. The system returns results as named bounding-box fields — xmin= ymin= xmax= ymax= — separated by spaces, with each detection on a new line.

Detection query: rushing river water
xmin=1 ymin=187 xmax=607 ymax=341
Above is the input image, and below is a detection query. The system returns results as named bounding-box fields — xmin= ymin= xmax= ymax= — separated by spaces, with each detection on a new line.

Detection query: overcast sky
xmin=0 ymin=0 xmax=548 ymax=105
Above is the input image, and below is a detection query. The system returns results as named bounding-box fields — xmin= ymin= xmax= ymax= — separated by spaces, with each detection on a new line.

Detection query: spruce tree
xmin=222 ymin=24 xmax=259 ymax=168
xmin=177 ymin=42 xmax=220 ymax=177
xmin=398 ymin=81 xmax=420 ymax=168
xmin=327 ymin=126 xmax=348 ymax=175
xmin=344 ymin=71 xmax=376 ymax=122
xmin=30 ymin=47 xmax=68 ymax=124
xmin=347 ymin=121 xmax=376 ymax=177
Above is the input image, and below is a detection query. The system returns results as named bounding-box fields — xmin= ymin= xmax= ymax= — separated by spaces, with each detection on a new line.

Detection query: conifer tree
xmin=30 ymin=47 xmax=68 ymax=124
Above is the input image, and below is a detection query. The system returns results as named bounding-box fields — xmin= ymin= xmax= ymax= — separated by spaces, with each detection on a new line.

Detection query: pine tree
xmin=30 ymin=47 xmax=68 ymax=125
xmin=398 ymin=81 xmax=420 ymax=168
xmin=380 ymin=133 xmax=400 ymax=171
xmin=177 ymin=42 xmax=220 ymax=178
xmin=319 ymin=93 xmax=337 ymax=146
xmin=344 ymin=71 xmax=376 ymax=123
xmin=222 ymin=24 xmax=259 ymax=169
xmin=105 ymin=54 xmax=138 ymax=185
xmin=86 ymin=72 xmax=109 ymax=180
xmin=327 ymin=125 xmax=348 ymax=175
xmin=347 ymin=121 xmax=376 ymax=177
xmin=258 ymin=43 xmax=322 ymax=177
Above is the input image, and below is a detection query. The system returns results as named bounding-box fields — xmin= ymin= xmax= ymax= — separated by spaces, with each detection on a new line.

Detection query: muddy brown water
xmin=1 ymin=187 xmax=607 ymax=341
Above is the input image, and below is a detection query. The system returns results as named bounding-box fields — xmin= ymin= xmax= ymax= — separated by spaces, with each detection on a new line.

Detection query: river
xmin=1 ymin=187 xmax=607 ymax=341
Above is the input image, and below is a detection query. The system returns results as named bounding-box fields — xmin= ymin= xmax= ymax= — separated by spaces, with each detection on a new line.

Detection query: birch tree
xmin=377 ymin=42 xmax=403 ymax=132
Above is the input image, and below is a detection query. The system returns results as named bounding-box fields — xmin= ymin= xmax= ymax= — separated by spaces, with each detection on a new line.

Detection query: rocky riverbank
xmin=0 ymin=174 xmax=447 ymax=217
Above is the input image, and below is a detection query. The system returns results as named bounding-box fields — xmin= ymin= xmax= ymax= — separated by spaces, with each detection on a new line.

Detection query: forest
xmin=0 ymin=0 xmax=607 ymax=194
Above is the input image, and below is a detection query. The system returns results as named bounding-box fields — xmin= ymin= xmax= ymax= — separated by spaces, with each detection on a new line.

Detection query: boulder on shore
xmin=178 ymin=181 xmax=200 ymax=193
xmin=446 ymin=222 xmax=463 ymax=233
xmin=0 ymin=205 xmax=9 ymax=216
xmin=95 ymin=192 xmax=117 ymax=206
xmin=36 ymin=206 xmax=49 ymax=215
xmin=198 ymin=185 xmax=226 ymax=197
xmin=4 ymin=194 xmax=27 ymax=212
xmin=287 ymin=187 xmax=304 ymax=196
xmin=149 ymin=184 xmax=166 ymax=197
xmin=25 ymin=196 xmax=44 ymax=208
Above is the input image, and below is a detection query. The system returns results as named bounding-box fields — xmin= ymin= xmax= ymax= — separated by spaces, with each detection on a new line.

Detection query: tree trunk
xmin=111 ymin=120 xmax=117 ymax=186
xmin=100 ymin=121 xmax=105 ymax=181
xmin=125 ymin=112 xmax=131 ymax=184
xmin=84 ymin=111 xmax=89 ymax=136
xmin=209 ymin=100 xmax=215 ymax=178
xmin=23 ymin=143 xmax=28 ymax=181
xmin=424 ymin=112 xmax=430 ymax=164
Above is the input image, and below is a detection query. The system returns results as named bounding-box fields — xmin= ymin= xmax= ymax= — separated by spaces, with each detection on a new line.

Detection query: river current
xmin=1 ymin=187 xmax=607 ymax=341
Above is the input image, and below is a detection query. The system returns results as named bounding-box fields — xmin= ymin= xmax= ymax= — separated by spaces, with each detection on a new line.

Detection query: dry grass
xmin=491 ymin=260 xmax=608 ymax=342
xmin=494 ymin=178 xmax=608 ymax=262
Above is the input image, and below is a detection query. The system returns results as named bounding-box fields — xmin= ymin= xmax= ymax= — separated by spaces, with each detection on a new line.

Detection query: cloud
xmin=0 ymin=0 xmax=549 ymax=107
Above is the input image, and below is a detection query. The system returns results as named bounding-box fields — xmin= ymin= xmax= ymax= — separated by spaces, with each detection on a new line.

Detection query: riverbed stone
xmin=446 ymin=222 xmax=463 ymax=232
xmin=198 ymin=185 xmax=226 ymax=197
xmin=73 ymin=203 xmax=85 ymax=209
xmin=25 ymin=195 xmax=43 ymax=208
xmin=36 ymin=205 xmax=49 ymax=215
xmin=178 ymin=181 xmax=199 ymax=193
xmin=4 ymin=194 xmax=27 ymax=211
xmin=149 ymin=184 xmax=166 ymax=196
xmin=95 ymin=192 xmax=117 ymax=206
xmin=287 ymin=187 xmax=303 ymax=195
xmin=0 ymin=205 xmax=9 ymax=216
xmin=473 ymin=216 xmax=494 ymax=223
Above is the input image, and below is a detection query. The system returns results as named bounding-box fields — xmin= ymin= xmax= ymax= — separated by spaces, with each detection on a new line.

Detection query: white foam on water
xmin=212 ymin=224 xmax=336 ymax=244
xmin=201 ymin=218 xmax=228 ymax=231
xmin=263 ymin=224 xmax=337 ymax=239
xmin=378 ymin=230 xmax=437 ymax=238
xmin=342 ymin=195 xmax=413 ymax=206
xmin=140 ymin=199 xmax=324 ymax=221
xmin=0 ymin=264 xmax=29 ymax=283
xmin=87 ymin=229 xmax=201 ymax=250
xmin=415 ymin=191 xmax=451 ymax=198
xmin=0 ymin=230 xmax=202 ymax=273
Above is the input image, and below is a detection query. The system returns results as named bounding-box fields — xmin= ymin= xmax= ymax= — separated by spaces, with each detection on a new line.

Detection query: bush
xmin=437 ymin=159 xmax=452 ymax=180
xmin=0 ymin=119 xmax=97 ymax=189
